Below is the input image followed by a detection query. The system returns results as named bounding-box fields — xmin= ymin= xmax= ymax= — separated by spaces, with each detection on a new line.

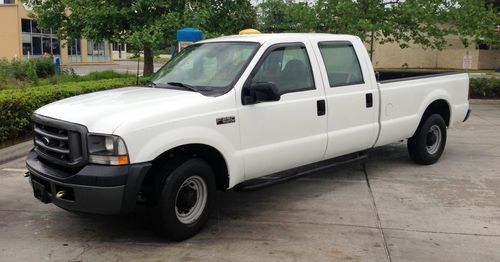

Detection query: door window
xmin=251 ymin=45 xmax=315 ymax=94
xmin=318 ymin=43 xmax=364 ymax=87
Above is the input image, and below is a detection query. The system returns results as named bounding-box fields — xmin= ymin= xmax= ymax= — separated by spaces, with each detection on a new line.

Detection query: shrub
xmin=9 ymin=59 xmax=28 ymax=80
xmin=0 ymin=58 xmax=56 ymax=88
xmin=85 ymin=70 xmax=132 ymax=81
xmin=26 ymin=61 xmax=39 ymax=85
xmin=0 ymin=77 xmax=137 ymax=143
xmin=34 ymin=57 xmax=56 ymax=78
xmin=470 ymin=78 xmax=500 ymax=99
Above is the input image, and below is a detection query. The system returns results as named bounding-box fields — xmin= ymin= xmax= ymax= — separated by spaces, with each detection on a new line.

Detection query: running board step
xmin=235 ymin=152 xmax=368 ymax=192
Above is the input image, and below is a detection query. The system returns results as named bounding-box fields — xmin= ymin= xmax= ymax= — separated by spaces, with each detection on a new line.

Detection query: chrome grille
xmin=32 ymin=114 xmax=88 ymax=168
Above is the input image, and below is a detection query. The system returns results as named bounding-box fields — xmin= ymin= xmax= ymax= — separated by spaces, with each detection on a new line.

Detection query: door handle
xmin=317 ymin=100 xmax=326 ymax=116
xmin=366 ymin=93 xmax=373 ymax=108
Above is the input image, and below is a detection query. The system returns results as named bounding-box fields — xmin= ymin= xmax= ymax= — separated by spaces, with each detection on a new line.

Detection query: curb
xmin=0 ymin=141 xmax=33 ymax=165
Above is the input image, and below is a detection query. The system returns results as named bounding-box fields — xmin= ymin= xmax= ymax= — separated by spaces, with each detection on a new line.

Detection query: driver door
xmin=238 ymin=41 xmax=328 ymax=180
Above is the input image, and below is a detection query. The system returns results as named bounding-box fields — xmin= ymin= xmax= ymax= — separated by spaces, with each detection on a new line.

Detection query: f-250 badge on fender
xmin=216 ymin=116 xmax=236 ymax=125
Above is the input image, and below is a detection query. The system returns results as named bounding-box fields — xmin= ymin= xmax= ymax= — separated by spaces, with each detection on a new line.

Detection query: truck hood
xmin=35 ymin=86 xmax=212 ymax=134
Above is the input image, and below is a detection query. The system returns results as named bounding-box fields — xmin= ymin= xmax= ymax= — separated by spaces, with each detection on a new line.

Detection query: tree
xmin=203 ymin=0 xmax=257 ymax=38
xmin=315 ymin=0 xmax=499 ymax=56
xmin=23 ymin=0 xmax=256 ymax=76
xmin=258 ymin=0 xmax=316 ymax=32
xmin=257 ymin=0 xmax=497 ymax=57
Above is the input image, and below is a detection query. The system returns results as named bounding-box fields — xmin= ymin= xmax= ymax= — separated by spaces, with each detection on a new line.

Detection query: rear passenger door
xmin=312 ymin=41 xmax=379 ymax=158
xmin=238 ymin=41 xmax=328 ymax=180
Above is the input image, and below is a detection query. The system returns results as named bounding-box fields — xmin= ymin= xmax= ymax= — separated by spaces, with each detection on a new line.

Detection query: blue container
xmin=54 ymin=57 xmax=61 ymax=73
xmin=176 ymin=28 xmax=203 ymax=42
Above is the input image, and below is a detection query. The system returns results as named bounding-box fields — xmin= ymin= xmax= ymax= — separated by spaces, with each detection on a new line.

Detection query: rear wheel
xmin=408 ymin=114 xmax=447 ymax=165
xmin=155 ymin=158 xmax=215 ymax=241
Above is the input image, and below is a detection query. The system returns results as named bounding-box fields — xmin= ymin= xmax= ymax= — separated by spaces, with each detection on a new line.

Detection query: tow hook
xmin=56 ymin=190 xmax=67 ymax=199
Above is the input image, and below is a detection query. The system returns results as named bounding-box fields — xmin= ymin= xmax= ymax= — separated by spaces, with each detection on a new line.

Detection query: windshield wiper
xmin=167 ymin=82 xmax=201 ymax=92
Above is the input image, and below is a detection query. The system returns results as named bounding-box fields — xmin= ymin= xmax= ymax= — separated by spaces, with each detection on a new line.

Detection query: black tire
xmin=408 ymin=114 xmax=447 ymax=165
xmin=155 ymin=158 xmax=215 ymax=241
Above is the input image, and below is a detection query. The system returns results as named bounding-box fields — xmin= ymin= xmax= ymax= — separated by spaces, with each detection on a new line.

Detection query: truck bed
xmin=376 ymin=70 xmax=460 ymax=83
xmin=374 ymin=72 xmax=470 ymax=147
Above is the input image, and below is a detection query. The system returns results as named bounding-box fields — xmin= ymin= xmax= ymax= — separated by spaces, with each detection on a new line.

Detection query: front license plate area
xmin=32 ymin=179 xmax=52 ymax=204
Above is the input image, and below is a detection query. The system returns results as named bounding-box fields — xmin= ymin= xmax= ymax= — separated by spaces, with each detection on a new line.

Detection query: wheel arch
xmin=413 ymin=98 xmax=451 ymax=137
xmin=148 ymin=143 xmax=230 ymax=191
xmin=423 ymin=99 xmax=451 ymax=125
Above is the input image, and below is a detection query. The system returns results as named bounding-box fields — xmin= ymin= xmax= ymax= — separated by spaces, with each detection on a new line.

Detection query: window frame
xmin=318 ymin=41 xmax=365 ymax=88
xmin=245 ymin=42 xmax=316 ymax=96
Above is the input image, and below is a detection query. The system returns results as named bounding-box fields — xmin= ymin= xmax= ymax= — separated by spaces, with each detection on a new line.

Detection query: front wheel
xmin=156 ymin=158 xmax=215 ymax=241
xmin=408 ymin=114 xmax=447 ymax=165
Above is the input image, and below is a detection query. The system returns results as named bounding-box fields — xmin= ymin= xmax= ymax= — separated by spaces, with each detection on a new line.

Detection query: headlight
xmin=87 ymin=134 xmax=129 ymax=165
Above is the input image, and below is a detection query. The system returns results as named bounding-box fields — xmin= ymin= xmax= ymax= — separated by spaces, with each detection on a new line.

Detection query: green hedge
xmin=0 ymin=77 xmax=137 ymax=143
xmin=470 ymin=78 xmax=500 ymax=99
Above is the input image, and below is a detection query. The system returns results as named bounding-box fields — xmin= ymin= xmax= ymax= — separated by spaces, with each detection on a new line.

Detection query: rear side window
xmin=251 ymin=45 xmax=315 ymax=94
xmin=318 ymin=43 xmax=364 ymax=87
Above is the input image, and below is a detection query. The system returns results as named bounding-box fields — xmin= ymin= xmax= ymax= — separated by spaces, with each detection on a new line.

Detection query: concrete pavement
xmin=66 ymin=60 xmax=165 ymax=76
xmin=0 ymin=100 xmax=499 ymax=261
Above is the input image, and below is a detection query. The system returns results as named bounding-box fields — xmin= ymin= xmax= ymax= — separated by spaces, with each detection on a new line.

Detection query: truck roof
xmin=199 ymin=33 xmax=360 ymax=45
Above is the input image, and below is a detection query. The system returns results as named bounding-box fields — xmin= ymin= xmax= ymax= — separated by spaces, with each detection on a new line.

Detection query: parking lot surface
xmin=66 ymin=60 xmax=165 ymax=76
xmin=0 ymin=100 xmax=499 ymax=261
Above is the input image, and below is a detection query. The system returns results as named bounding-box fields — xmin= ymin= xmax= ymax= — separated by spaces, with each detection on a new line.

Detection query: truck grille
xmin=32 ymin=114 xmax=88 ymax=168
xmin=34 ymin=123 xmax=71 ymax=161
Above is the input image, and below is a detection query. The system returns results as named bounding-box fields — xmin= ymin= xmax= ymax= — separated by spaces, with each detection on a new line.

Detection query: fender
xmin=412 ymin=90 xmax=452 ymax=135
xmin=124 ymin=126 xmax=243 ymax=188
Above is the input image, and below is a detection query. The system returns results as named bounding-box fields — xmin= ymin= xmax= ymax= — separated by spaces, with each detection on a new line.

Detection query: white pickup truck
xmin=26 ymin=33 xmax=470 ymax=240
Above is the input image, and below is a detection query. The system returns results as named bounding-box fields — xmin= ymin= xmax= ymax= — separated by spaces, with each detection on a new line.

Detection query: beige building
xmin=0 ymin=0 xmax=113 ymax=65
xmin=371 ymin=35 xmax=499 ymax=70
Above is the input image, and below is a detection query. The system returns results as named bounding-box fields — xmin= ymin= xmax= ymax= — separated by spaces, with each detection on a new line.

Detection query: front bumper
xmin=26 ymin=150 xmax=151 ymax=215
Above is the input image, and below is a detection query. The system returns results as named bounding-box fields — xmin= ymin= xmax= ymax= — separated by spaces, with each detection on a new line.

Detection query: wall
xmin=372 ymin=42 xmax=438 ymax=69
xmin=371 ymin=38 xmax=499 ymax=70
xmin=478 ymin=50 xmax=500 ymax=69
xmin=0 ymin=4 xmax=22 ymax=61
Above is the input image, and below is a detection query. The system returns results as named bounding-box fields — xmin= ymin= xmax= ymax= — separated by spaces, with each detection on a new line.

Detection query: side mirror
xmin=242 ymin=82 xmax=280 ymax=105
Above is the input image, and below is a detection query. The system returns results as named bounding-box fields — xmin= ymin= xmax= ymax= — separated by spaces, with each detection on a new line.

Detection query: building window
xmin=87 ymin=40 xmax=111 ymax=62
xmin=32 ymin=36 xmax=41 ymax=55
xmin=21 ymin=19 xmax=59 ymax=58
xmin=0 ymin=0 xmax=16 ymax=4
xmin=67 ymin=39 xmax=81 ymax=56
xmin=31 ymin=20 xmax=41 ymax=33
xmin=52 ymin=39 xmax=60 ymax=55
xmin=21 ymin=19 xmax=31 ymax=32
xmin=67 ymin=39 xmax=81 ymax=63
xmin=42 ymin=37 xmax=52 ymax=55
xmin=22 ymin=43 xmax=32 ymax=56
xmin=112 ymin=42 xmax=123 ymax=51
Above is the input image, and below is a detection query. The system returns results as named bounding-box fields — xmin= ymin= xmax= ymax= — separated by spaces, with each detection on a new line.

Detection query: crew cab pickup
xmin=26 ymin=34 xmax=470 ymax=240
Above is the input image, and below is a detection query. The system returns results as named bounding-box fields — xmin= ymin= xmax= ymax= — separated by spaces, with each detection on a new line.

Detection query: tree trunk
xmin=143 ymin=47 xmax=154 ymax=76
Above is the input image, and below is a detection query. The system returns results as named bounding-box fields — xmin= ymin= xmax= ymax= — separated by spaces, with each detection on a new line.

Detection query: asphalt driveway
xmin=0 ymin=100 xmax=499 ymax=261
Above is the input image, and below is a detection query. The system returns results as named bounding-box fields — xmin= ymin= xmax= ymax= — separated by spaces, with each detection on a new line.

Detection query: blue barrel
xmin=176 ymin=28 xmax=203 ymax=42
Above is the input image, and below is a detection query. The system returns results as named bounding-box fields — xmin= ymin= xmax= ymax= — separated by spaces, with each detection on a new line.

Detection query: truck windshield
xmin=150 ymin=42 xmax=259 ymax=92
